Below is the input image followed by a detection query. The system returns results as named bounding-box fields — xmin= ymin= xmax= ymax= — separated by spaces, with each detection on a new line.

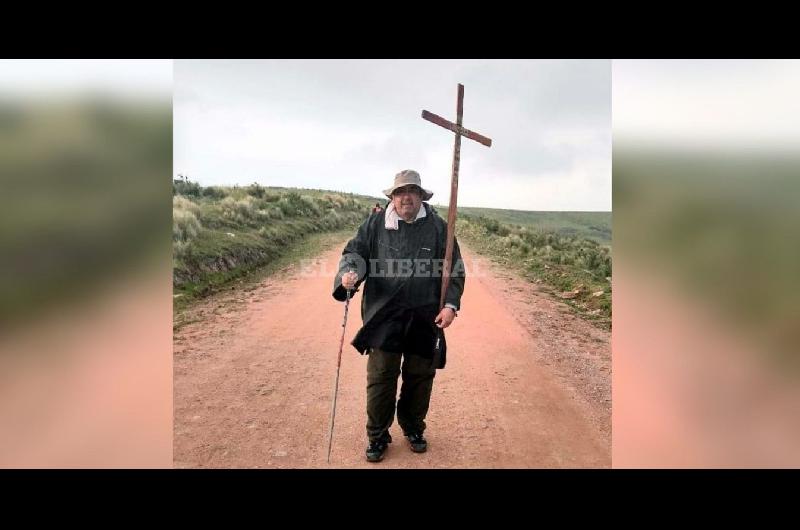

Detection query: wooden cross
xmin=422 ymin=83 xmax=492 ymax=310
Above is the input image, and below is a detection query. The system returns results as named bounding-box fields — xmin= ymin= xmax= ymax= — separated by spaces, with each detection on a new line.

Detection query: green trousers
xmin=366 ymin=348 xmax=436 ymax=442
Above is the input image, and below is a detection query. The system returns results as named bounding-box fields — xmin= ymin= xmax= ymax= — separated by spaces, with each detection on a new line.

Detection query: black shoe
xmin=365 ymin=433 xmax=392 ymax=462
xmin=405 ymin=432 xmax=427 ymax=453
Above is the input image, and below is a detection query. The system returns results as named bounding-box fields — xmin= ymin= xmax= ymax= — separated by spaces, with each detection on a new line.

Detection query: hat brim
xmin=383 ymin=185 xmax=433 ymax=201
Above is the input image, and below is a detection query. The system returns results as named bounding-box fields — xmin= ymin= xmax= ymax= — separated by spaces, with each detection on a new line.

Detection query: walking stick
xmin=327 ymin=276 xmax=353 ymax=464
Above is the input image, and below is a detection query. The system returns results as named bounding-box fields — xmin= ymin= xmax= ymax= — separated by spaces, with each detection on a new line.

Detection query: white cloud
xmin=0 ymin=59 xmax=172 ymax=98
xmin=613 ymin=59 xmax=800 ymax=148
xmin=174 ymin=59 xmax=611 ymax=211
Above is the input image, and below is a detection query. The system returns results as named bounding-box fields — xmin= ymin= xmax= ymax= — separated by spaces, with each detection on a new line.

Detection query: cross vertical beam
xmin=422 ymin=83 xmax=492 ymax=310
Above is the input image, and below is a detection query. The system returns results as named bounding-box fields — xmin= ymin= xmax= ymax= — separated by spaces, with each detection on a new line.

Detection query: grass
xmin=456 ymin=214 xmax=612 ymax=329
xmin=615 ymin=148 xmax=799 ymax=368
xmin=1 ymin=99 xmax=170 ymax=331
xmin=173 ymin=179 xmax=613 ymax=330
xmin=440 ymin=206 xmax=611 ymax=245
xmin=172 ymin=179 xmax=379 ymax=316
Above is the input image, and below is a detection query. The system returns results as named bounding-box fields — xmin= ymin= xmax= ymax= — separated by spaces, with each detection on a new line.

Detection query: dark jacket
xmin=332 ymin=202 xmax=465 ymax=368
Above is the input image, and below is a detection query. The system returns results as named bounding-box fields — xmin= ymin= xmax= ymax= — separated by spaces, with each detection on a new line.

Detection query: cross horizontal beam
xmin=421 ymin=110 xmax=492 ymax=147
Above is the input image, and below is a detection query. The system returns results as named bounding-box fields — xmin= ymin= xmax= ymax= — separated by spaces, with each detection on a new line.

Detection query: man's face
xmin=391 ymin=185 xmax=423 ymax=220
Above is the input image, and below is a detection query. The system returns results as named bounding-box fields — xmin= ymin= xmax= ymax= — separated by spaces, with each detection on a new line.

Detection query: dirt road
xmin=174 ymin=242 xmax=610 ymax=468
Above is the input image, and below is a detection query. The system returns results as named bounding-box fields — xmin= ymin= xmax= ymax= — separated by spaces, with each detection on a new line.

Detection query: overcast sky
xmin=0 ymin=59 xmax=172 ymax=99
xmin=613 ymin=59 xmax=800 ymax=150
xmin=174 ymin=60 xmax=611 ymax=211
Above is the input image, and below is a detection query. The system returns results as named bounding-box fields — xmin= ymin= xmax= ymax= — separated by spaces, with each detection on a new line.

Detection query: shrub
xmin=173 ymin=175 xmax=201 ymax=197
xmin=248 ymin=182 xmax=266 ymax=198
xmin=220 ymin=196 xmax=258 ymax=224
xmin=173 ymin=208 xmax=201 ymax=242
xmin=202 ymin=186 xmax=228 ymax=199
xmin=173 ymin=194 xmax=200 ymax=216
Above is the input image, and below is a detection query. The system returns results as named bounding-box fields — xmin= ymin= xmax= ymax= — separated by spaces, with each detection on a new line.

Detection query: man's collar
xmin=407 ymin=203 xmax=427 ymax=223
xmin=384 ymin=202 xmax=427 ymax=230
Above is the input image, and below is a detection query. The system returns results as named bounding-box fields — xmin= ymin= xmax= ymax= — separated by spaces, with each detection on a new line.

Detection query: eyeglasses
xmin=393 ymin=186 xmax=421 ymax=196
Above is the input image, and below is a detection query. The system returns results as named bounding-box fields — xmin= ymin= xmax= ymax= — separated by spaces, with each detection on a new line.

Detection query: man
xmin=332 ymin=169 xmax=465 ymax=463
xmin=371 ymin=202 xmax=384 ymax=214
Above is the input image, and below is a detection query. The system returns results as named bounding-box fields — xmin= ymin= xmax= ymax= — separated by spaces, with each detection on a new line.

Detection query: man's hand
xmin=341 ymin=271 xmax=358 ymax=290
xmin=434 ymin=307 xmax=456 ymax=329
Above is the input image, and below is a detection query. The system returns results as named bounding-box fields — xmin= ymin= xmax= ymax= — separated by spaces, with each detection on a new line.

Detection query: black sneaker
xmin=405 ymin=432 xmax=427 ymax=453
xmin=365 ymin=433 xmax=392 ymax=462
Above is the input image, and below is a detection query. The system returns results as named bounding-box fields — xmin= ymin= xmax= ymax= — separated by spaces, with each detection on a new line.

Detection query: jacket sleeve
xmin=444 ymin=235 xmax=466 ymax=311
xmin=332 ymin=216 xmax=371 ymax=302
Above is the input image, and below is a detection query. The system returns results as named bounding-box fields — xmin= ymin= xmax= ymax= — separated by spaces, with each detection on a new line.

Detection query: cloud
xmin=614 ymin=59 xmax=800 ymax=148
xmin=174 ymin=59 xmax=611 ymax=211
